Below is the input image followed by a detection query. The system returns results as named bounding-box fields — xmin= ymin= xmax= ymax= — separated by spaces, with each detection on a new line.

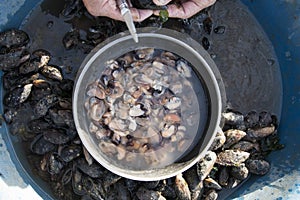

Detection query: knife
xmin=117 ymin=0 xmax=139 ymax=43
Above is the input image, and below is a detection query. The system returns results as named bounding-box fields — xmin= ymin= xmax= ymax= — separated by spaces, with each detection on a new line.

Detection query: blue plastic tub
xmin=0 ymin=0 xmax=299 ymax=199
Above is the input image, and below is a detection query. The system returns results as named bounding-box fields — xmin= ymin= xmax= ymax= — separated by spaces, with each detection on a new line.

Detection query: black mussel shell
xmin=30 ymin=134 xmax=56 ymax=155
xmin=0 ymin=29 xmax=30 ymax=53
xmin=0 ymin=48 xmax=30 ymax=71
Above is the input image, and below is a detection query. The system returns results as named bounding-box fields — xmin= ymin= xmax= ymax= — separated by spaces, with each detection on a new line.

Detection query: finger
xmin=153 ymin=4 xmax=184 ymax=18
xmin=82 ymin=0 xmax=103 ymax=16
xmin=189 ymin=0 xmax=216 ymax=11
xmin=130 ymin=8 xmax=153 ymax=22
xmin=172 ymin=0 xmax=215 ymax=18
xmin=110 ymin=11 xmax=125 ymax=21
xmin=154 ymin=0 xmax=215 ymax=19
xmin=102 ymin=7 xmax=124 ymax=21
xmin=167 ymin=3 xmax=195 ymax=19
xmin=152 ymin=0 xmax=173 ymax=6
xmin=83 ymin=0 xmax=124 ymax=21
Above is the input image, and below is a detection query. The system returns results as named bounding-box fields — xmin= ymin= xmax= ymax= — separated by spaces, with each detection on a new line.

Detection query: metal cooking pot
xmin=73 ymin=27 xmax=225 ymax=181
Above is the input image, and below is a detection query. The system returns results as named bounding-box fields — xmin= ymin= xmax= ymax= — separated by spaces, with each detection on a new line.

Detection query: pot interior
xmin=73 ymin=28 xmax=223 ymax=180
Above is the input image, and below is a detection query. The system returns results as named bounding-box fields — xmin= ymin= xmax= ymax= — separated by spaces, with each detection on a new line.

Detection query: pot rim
xmin=73 ymin=27 xmax=224 ymax=181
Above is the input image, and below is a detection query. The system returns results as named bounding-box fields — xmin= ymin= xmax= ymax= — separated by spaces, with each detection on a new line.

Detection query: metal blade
xmin=122 ymin=10 xmax=138 ymax=43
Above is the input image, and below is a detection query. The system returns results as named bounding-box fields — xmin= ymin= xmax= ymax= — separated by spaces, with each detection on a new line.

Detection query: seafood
xmin=231 ymin=140 xmax=259 ymax=152
xmin=40 ymin=65 xmax=63 ymax=81
xmin=0 ymin=29 xmax=29 ymax=52
xmin=48 ymin=152 xmax=64 ymax=175
xmin=204 ymin=178 xmax=222 ymax=190
xmin=230 ymin=163 xmax=249 ymax=180
xmin=19 ymin=60 xmax=39 ymax=75
xmin=27 ymin=118 xmax=52 ymax=134
xmin=30 ymin=80 xmax=52 ymax=101
xmin=244 ymin=110 xmax=260 ymax=128
xmin=49 ymin=109 xmax=75 ymax=129
xmin=216 ymin=150 xmax=250 ymax=166
xmin=164 ymin=97 xmax=182 ymax=110
xmin=259 ymin=111 xmax=275 ymax=127
xmin=183 ymin=167 xmax=204 ymax=199
xmin=247 ymin=125 xmax=276 ymax=138
xmin=62 ymin=0 xmax=85 ymax=18
xmin=19 ymin=50 xmax=50 ymax=75
xmin=59 ymin=145 xmax=82 ymax=162
xmin=32 ymin=49 xmax=51 ymax=59
xmin=62 ymin=29 xmax=80 ymax=50
xmin=223 ymin=129 xmax=246 ymax=149
xmin=33 ymin=94 xmax=58 ymax=117
xmin=197 ymin=151 xmax=217 ymax=181
xmin=214 ymin=26 xmax=226 ymax=34
xmin=76 ymin=158 xmax=104 ymax=179
xmin=84 ymin=48 xmax=200 ymax=169
xmin=204 ymin=189 xmax=218 ymax=200
xmin=3 ymin=108 xmax=18 ymax=124
xmin=89 ymin=100 xmax=106 ymax=121
xmin=3 ymin=83 xmax=33 ymax=107
xmin=218 ymin=167 xmax=229 ymax=186
xmin=1 ymin=25 xmax=283 ymax=200
xmin=246 ymin=159 xmax=270 ymax=175
xmin=72 ymin=169 xmax=87 ymax=196
xmin=0 ymin=48 xmax=30 ymax=71
xmin=43 ymin=128 xmax=71 ymax=144
xmin=222 ymin=111 xmax=244 ymax=126
xmin=30 ymin=134 xmax=56 ymax=155
xmin=102 ymin=170 xmax=122 ymax=190
xmin=174 ymin=173 xmax=191 ymax=200
xmin=113 ymin=180 xmax=131 ymax=200
xmin=83 ymin=146 xmax=93 ymax=165
xmin=176 ymin=60 xmax=192 ymax=78
xmin=136 ymin=187 xmax=166 ymax=200
xmin=141 ymin=180 xmax=160 ymax=190
xmin=203 ymin=17 xmax=213 ymax=35
xmin=209 ymin=128 xmax=226 ymax=151
xmin=158 ymin=180 xmax=177 ymax=199
xmin=202 ymin=37 xmax=210 ymax=50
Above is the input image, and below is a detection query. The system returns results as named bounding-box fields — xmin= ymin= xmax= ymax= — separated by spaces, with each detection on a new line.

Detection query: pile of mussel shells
xmin=1 ymin=28 xmax=283 ymax=200
xmin=85 ymin=48 xmax=200 ymax=169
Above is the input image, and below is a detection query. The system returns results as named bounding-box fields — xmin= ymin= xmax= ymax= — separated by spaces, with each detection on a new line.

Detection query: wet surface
xmin=203 ymin=0 xmax=282 ymax=115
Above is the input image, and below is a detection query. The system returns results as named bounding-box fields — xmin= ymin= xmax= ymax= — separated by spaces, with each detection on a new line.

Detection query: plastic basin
xmin=0 ymin=0 xmax=299 ymax=199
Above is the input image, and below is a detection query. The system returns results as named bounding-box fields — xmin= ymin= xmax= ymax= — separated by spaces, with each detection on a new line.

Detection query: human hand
xmin=82 ymin=0 xmax=153 ymax=22
xmin=153 ymin=0 xmax=216 ymax=19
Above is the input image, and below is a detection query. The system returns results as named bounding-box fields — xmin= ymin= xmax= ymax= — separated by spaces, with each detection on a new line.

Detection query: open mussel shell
xmin=73 ymin=27 xmax=226 ymax=181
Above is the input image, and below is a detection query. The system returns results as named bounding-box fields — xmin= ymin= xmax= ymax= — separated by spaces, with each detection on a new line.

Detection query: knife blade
xmin=117 ymin=0 xmax=138 ymax=43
